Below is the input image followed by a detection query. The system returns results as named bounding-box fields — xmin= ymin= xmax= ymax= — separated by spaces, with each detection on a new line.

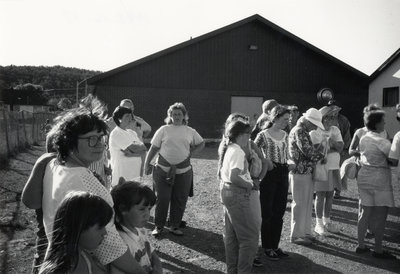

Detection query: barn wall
xmin=92 ymin=20 xmax=368 ymax=137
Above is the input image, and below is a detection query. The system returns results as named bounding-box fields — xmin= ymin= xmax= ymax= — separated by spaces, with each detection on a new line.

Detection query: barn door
xmin=231 ymin=96 xmax=263 ymax=125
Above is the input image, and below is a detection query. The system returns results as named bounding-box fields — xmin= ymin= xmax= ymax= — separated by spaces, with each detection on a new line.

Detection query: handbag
xmin=313 ymin=162 xmax=328 ymax=182
xmin=313 ymin=138 xmax=329 ymax=182
xmin=248 ymin=143 xmax=262 ymax=178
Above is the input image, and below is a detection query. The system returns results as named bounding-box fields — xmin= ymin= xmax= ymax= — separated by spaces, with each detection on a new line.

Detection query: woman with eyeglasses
xmin=109 ymin=106 xmax=147 ymax=187
xmin=40 ymin=102 xmax=147 ymax=274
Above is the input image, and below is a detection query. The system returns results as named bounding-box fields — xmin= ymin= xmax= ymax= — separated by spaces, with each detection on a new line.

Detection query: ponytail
xmin=217 ymin=137 xmax=229 ymax=178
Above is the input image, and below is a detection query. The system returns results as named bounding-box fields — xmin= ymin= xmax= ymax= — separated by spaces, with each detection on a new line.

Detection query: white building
xmin=369 ymin=48 xmax=400 ymax=138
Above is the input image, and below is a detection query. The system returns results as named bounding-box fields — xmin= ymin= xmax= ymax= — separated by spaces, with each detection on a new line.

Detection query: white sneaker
xmin=325 ymin=222 xmax=339 ymax=233
xmin=314 ymin=223 xmax=326 ymax=235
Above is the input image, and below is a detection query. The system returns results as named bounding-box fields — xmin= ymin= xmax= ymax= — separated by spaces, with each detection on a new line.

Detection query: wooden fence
xmin=0 ymin=106 xmax=55 ymax=167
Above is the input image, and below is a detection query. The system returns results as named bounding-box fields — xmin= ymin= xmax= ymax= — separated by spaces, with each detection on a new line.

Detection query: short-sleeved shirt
xmin=389 ymin=131 xmax=400 ymax=161
xmin=310 ymin=126 xmax=343 ymax=170
xmin=118 ymin=226 xmax=154 ymax=273
xmin=254 ymin=129 xmax=288 ymax=164
xmin=359 ymin=132 xmax=391 ymax=168
xmin=288 ymin=123 xmax=325 ymax=174
xmin=220 ymin=143 xmax=252 ymax=185
xmin=151 ymin=125 xmax=203 ymax=174
xmin=109 ymin=126 xmax=143 ymax=186
xmin=355 ymin=127 xmax=388 ymax=142
xmin=42 ymin=159 xmax=127 ymax=265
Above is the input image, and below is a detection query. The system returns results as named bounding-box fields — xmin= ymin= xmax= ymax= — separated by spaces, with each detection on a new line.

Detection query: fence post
xmin=1 ymin=107 xmax=10 ymax=156
xmin=21 ymin=111 xmax=28 ymax=147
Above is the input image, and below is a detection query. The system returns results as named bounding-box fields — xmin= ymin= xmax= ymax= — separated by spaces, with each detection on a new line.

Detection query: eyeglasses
xmin=78 ymin=135 xmax=107 ymax=147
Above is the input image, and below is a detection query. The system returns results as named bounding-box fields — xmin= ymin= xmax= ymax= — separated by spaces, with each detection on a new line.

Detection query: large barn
xmin=87 ymin=14 xmax=369 ymax=139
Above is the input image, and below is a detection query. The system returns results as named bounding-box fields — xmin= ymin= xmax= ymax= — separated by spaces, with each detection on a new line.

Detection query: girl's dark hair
xmin=49 ymin=97 xmax=108 ymax=163
xmin=40 ymin=191 xmax=113 ymax=274
xmin=111 ymin=178 xmax=156 ymax=230
xmin=164 ymin=102 xmax=189 ymax=125
xmin=112 ymin=106 xmax=132 ymax=127
xmin=268 ymin=105 xmax=290 ymax=126
xmin=364 ymin=110 xmax=385 ymax=131
xmin=217 ymin=119 xmax=251 ymax=178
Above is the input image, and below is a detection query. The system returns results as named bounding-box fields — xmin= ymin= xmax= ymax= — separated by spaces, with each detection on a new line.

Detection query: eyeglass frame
xmin=78 ymin=134 xmax=108 ymax=147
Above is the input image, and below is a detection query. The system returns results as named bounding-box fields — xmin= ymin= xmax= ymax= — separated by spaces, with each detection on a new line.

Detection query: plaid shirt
xmin=288 ymin=123 xmax=325 ymax=174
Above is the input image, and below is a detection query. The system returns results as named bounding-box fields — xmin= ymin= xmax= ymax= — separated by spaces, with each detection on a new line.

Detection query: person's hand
xmin=288 ymin=163 xmax=296 ymax=171
xmin=252 ymin=178 xmax=260 ymax=190
xmin=144 ymin=164 xmax=153 ymax=175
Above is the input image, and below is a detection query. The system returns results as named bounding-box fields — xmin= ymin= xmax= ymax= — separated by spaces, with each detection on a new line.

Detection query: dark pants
xmin=153 ymin=166 xmax=193 ymax=228
xmin=260 ymin=163 xmax=289 ymax=249
xmin=32 ymin=209 xmax=48 ymax=274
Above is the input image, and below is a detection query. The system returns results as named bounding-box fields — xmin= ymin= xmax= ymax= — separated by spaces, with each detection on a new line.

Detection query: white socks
xmin=323 ymin=217 xmax=330 ymax=225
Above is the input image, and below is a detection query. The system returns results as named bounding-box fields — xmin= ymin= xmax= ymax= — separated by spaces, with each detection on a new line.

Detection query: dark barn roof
xmin=88 ymin=14 xmax=367 ymax=85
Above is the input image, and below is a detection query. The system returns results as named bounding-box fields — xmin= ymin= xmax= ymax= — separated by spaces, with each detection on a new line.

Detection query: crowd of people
xmin=21 ymin=94 xmax=398 ymax=274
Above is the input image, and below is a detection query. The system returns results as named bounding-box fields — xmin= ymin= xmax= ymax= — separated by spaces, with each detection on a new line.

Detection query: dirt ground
xmin=1 ymin=143 xmax=400 ymax=273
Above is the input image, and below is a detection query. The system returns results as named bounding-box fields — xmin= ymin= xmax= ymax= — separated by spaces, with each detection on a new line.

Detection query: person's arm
xmin=329 ymin=139 xmax=344 ymax=153
xmin=348 ymin=134 xmax=361 ymax=157
xmin=229 ymin=168 xmax=253 ymax=190
xmin=22 ymin=153 xmax=56 ymax=209
xmin=190 ymin=141 xmax=205 ymax=156
xmin=134 ymin=116 xmax=152 ymax=137
xmin=295 ymin=130 xmax=325 ymax=163
xmin=110 ymin=249 xmax=146 ymax=274
xmin=144 ymin=145 xmax=160 ymax=175
xmin=121 ymin=143 xmax=147 ymax=157
xmin=150 ymin=252 xmax=163 ymax=274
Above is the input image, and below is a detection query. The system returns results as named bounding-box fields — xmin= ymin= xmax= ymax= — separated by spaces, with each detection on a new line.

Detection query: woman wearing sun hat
xmin=288 ymin=108 xmax=326 ymax=245
xmin=310 ymin=105 xmax=344 ymax=236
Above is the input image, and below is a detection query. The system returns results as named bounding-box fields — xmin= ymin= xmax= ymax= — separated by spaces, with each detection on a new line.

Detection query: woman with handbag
xmin=310 ymin=106 xmax=343 ymax=236
xmin=254 ymin=105 xmax=292 ymax=260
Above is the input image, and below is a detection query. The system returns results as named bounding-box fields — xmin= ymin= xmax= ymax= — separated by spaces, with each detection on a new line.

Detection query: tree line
xmin=0 ymin=65 xmax=102 ymax=110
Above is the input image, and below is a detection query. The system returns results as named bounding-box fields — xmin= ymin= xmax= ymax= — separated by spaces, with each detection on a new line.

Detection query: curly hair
xmin=164 ymin=102 xmax=189 ymax=125
xmin=50 ymin=106 xmax=108 ymax=163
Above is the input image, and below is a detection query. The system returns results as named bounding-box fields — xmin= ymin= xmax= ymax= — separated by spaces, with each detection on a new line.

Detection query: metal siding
xmin=94 ymin=21 xmax=368 ymax=137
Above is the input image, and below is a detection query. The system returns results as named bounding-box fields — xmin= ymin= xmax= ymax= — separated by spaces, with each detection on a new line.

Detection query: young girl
xmin=40 ymin=191 xmax=113 ymax=274
xmin=218 ymin=119 xmax=261 ymax=274
xmin=111 ymin=178 xmax=163 ymax=274
xmin=310 ymin=106 xmax=343 ymax=235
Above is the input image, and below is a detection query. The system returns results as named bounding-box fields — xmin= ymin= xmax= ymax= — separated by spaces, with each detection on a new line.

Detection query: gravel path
xmin=1 ymin=144 xmax=399 ymax=273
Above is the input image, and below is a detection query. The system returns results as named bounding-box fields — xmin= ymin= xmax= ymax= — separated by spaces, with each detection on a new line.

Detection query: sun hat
xmin=302 ymin=108 xmax=324 ymax=129
xmin=319 ymin=105 xmax=341 ymax=118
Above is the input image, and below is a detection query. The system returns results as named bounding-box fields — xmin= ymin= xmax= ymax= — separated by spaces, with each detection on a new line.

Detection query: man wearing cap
xmin=107 ymin=98 xmax=152 ymax=141
xmin=250 ymin=99 xmax=279 ymax=140
xmin=288 ymin=108 xmax=326 ymax=245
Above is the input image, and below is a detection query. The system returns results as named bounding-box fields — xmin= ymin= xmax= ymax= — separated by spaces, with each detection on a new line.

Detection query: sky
xmin=0 ymin=0 xmax=399 ymax=75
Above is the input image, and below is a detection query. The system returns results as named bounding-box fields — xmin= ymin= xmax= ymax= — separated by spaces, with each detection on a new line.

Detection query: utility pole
xmin=76 ymin=79 xmax=87 ymax=106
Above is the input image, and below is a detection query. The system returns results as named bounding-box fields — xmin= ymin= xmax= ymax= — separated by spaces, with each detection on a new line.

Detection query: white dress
xmin=109 ymin=126 xmax=143 ymax=186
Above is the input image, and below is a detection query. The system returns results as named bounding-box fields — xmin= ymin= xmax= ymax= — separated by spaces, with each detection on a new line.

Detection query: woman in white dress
xmin=109 ymin=106 xmax=147 ymax=187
